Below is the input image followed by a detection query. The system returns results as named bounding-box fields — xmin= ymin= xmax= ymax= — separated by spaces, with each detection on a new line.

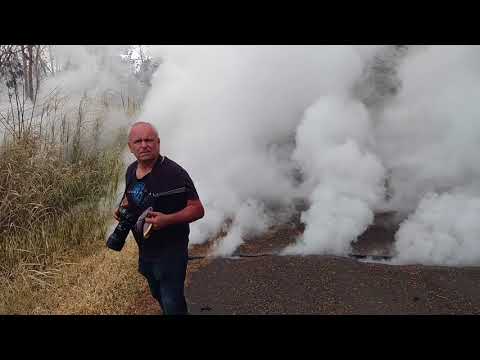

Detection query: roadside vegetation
xmin=0 ymin=45 xmax=157 ymax=314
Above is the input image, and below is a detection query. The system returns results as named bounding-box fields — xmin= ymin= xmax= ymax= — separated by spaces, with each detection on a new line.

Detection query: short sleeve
xmin=182 ymin=170 xmax=199 ymax=201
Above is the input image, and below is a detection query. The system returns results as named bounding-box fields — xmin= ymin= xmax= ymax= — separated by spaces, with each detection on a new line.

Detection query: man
xmin=114 ymin=121 xmax=204 ymax=315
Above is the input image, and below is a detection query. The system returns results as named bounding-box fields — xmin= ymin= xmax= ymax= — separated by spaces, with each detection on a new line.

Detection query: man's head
xmin=128 ymin=122 xmax=160 ymax=163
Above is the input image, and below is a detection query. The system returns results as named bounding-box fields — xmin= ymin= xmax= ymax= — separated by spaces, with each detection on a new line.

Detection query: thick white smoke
xmin=41 ymin=45 xmax=138 ymax=100
xmin=139 ymin=45 xmax=380 ymax=256
xmin=212 ymin=199 xmax=272 ymax=256
xmin=393 ymin=192 xmax=480 ymax=266
xmin=0 ymin=45 xmax=146 ymax=148
xmin=39 ymin=45 xmax=144 ymax=143
xmin=283 ymin=96 xmax=386 ymax=255
xmin=374 ymin=46 xmax=480 ymax=265
xmin=377 ymin=45 xmax=480 ymax=215
xmin=138 ymin=45 xmax=480 ymax=266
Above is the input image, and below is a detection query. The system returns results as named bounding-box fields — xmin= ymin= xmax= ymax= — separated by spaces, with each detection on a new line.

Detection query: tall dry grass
xmin=0 ymin=92 xmax=134 ymax=314
xmin=0 ymin=235 xmax=150 ymax=315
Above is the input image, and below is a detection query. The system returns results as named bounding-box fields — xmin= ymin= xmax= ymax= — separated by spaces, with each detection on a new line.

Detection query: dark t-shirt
xmin=123 ymin=156 xmax=199 ymax=261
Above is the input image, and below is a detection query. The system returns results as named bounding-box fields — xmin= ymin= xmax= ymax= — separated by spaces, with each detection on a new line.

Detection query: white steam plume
xmin=377 ymin=45 xmax=480 ymax=214
xmin=212 ymin=199 xmax=272 ymax=256
xmin=374 ymin=45 xmax=480 ymax=265
xmin=283 ymin=96 xmax=386 ymax=255
xmin=39 ymin=46 xmax=145 ymax=144
xmin=139 ymin=45 xmax=379 ymax=256
xmin=0 ymin=45 xmax=147 ymax=149
xmin=393 ymin=192 xmax=480 ymax=266
xmin=138 ymin=45 xmax=480 ymax=265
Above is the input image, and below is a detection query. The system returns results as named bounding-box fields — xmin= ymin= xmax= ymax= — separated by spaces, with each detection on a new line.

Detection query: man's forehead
xmin=129 ymin=124 xmax=158 ymax=139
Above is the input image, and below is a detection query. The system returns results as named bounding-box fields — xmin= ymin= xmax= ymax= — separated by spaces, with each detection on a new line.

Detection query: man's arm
xmin=145 ymin=199 xmax=205 ymax=230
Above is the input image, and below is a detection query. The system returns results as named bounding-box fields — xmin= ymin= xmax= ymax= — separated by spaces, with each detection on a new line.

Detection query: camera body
xmin=106 ymin=205 xmax=138 ymax=251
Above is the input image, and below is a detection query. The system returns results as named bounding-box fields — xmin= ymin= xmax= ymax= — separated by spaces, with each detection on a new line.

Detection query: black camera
xmin=106 ymin=206 xmax=138 ymax=251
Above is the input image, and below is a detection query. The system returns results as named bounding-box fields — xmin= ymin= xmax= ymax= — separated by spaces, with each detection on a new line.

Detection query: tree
xmin=0 ymin=45 xmax=46 ymax=139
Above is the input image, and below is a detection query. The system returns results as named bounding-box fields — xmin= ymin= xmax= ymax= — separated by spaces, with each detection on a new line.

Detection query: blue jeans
xmin=138 ymin=253 xmax=188 ymax=315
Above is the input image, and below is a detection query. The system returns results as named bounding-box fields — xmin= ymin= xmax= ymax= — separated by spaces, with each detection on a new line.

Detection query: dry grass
xmin=0 ymin=234 xmax=218 ymax=315
xmin=0 ymin=139 xmax=124 ymax=273
xmin=0 ymin=93 xmax=135 ymax=314
xmin=0 ymin=233 xmax=147 ymax=315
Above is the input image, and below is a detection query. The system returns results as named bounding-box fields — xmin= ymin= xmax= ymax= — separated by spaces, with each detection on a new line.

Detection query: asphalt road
xmin=185 ymin=214 xmax=480 ymax=315
xmin=186 ymin=254 xmax=480 ymax=315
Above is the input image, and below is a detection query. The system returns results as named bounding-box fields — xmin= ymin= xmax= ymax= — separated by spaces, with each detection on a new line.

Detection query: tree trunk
xmin=27 ymin=45 xmax=34 ymax=101
xmin=48 ymin=45 xmax=55 ymax=75
xmin=35 ymin=45 xmax=40 ymax=94
xmin=21 ymin=45 xmax=29 ymax=100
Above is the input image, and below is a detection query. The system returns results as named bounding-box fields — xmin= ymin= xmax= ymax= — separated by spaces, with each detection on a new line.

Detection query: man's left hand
xmin=144 ymin=211 xmax=172 ymax=230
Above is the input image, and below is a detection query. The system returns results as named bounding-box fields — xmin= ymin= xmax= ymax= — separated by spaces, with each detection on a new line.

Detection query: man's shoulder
xmin=162 ymin=156 xmax=188 ymax=175
xmin=127 ymin=160 xmax=138 ymax=169
xmin=126 ymin=160 xmax=138 ymax=175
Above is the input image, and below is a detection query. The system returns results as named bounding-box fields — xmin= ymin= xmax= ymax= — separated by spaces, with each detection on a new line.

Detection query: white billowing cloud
xmin=139 ymin=45 xmax=372 ymax=255
xmin=352 ymin=45 xmax=387 ymax=63
xmin=211 ymin=199 xmax=271 ymax=257
xmin=377 ymin=45 xmax=480 ymax=215
xmin=39 ymin=46 xmax=145 ymax=149
xmin=371 ymin=45 xmax=480 ymax=265
xmin=41 ymin=45 xmax=133 ymax=101
xmin=138 ymin=45 xmax=480 ymax=266
xmin=283 ymin=96 xmax=386 ymax=255
xmin=1 ymin=46 xmax=145 ymax=147
xmin=393 ymin=192 xmax=480 ymax=266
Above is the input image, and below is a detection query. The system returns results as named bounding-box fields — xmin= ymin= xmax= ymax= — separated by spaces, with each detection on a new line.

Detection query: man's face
xmin=128 ymin=124 xmax=160 ymax=162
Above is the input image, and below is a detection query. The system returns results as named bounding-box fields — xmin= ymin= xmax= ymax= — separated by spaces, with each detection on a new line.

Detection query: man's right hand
xmin=114 ymin=197 xmax=129 ymax=221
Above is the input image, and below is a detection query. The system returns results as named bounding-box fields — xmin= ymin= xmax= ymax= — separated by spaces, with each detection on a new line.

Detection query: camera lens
xmin=106 ymin=206 xmax=137 ymax=251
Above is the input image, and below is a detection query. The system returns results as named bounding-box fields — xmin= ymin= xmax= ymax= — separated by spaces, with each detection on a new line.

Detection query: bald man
xmin=114 ymin=121 xmax=204 ymax=315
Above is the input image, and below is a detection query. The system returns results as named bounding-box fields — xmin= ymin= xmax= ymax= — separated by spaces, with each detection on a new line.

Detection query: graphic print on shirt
xmin=129 ymin=181 xmax=149 ymax=209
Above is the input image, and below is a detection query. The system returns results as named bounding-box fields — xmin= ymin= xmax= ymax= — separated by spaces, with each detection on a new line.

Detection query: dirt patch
xmin=351 ymin=212 xmax=399 ymax=257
